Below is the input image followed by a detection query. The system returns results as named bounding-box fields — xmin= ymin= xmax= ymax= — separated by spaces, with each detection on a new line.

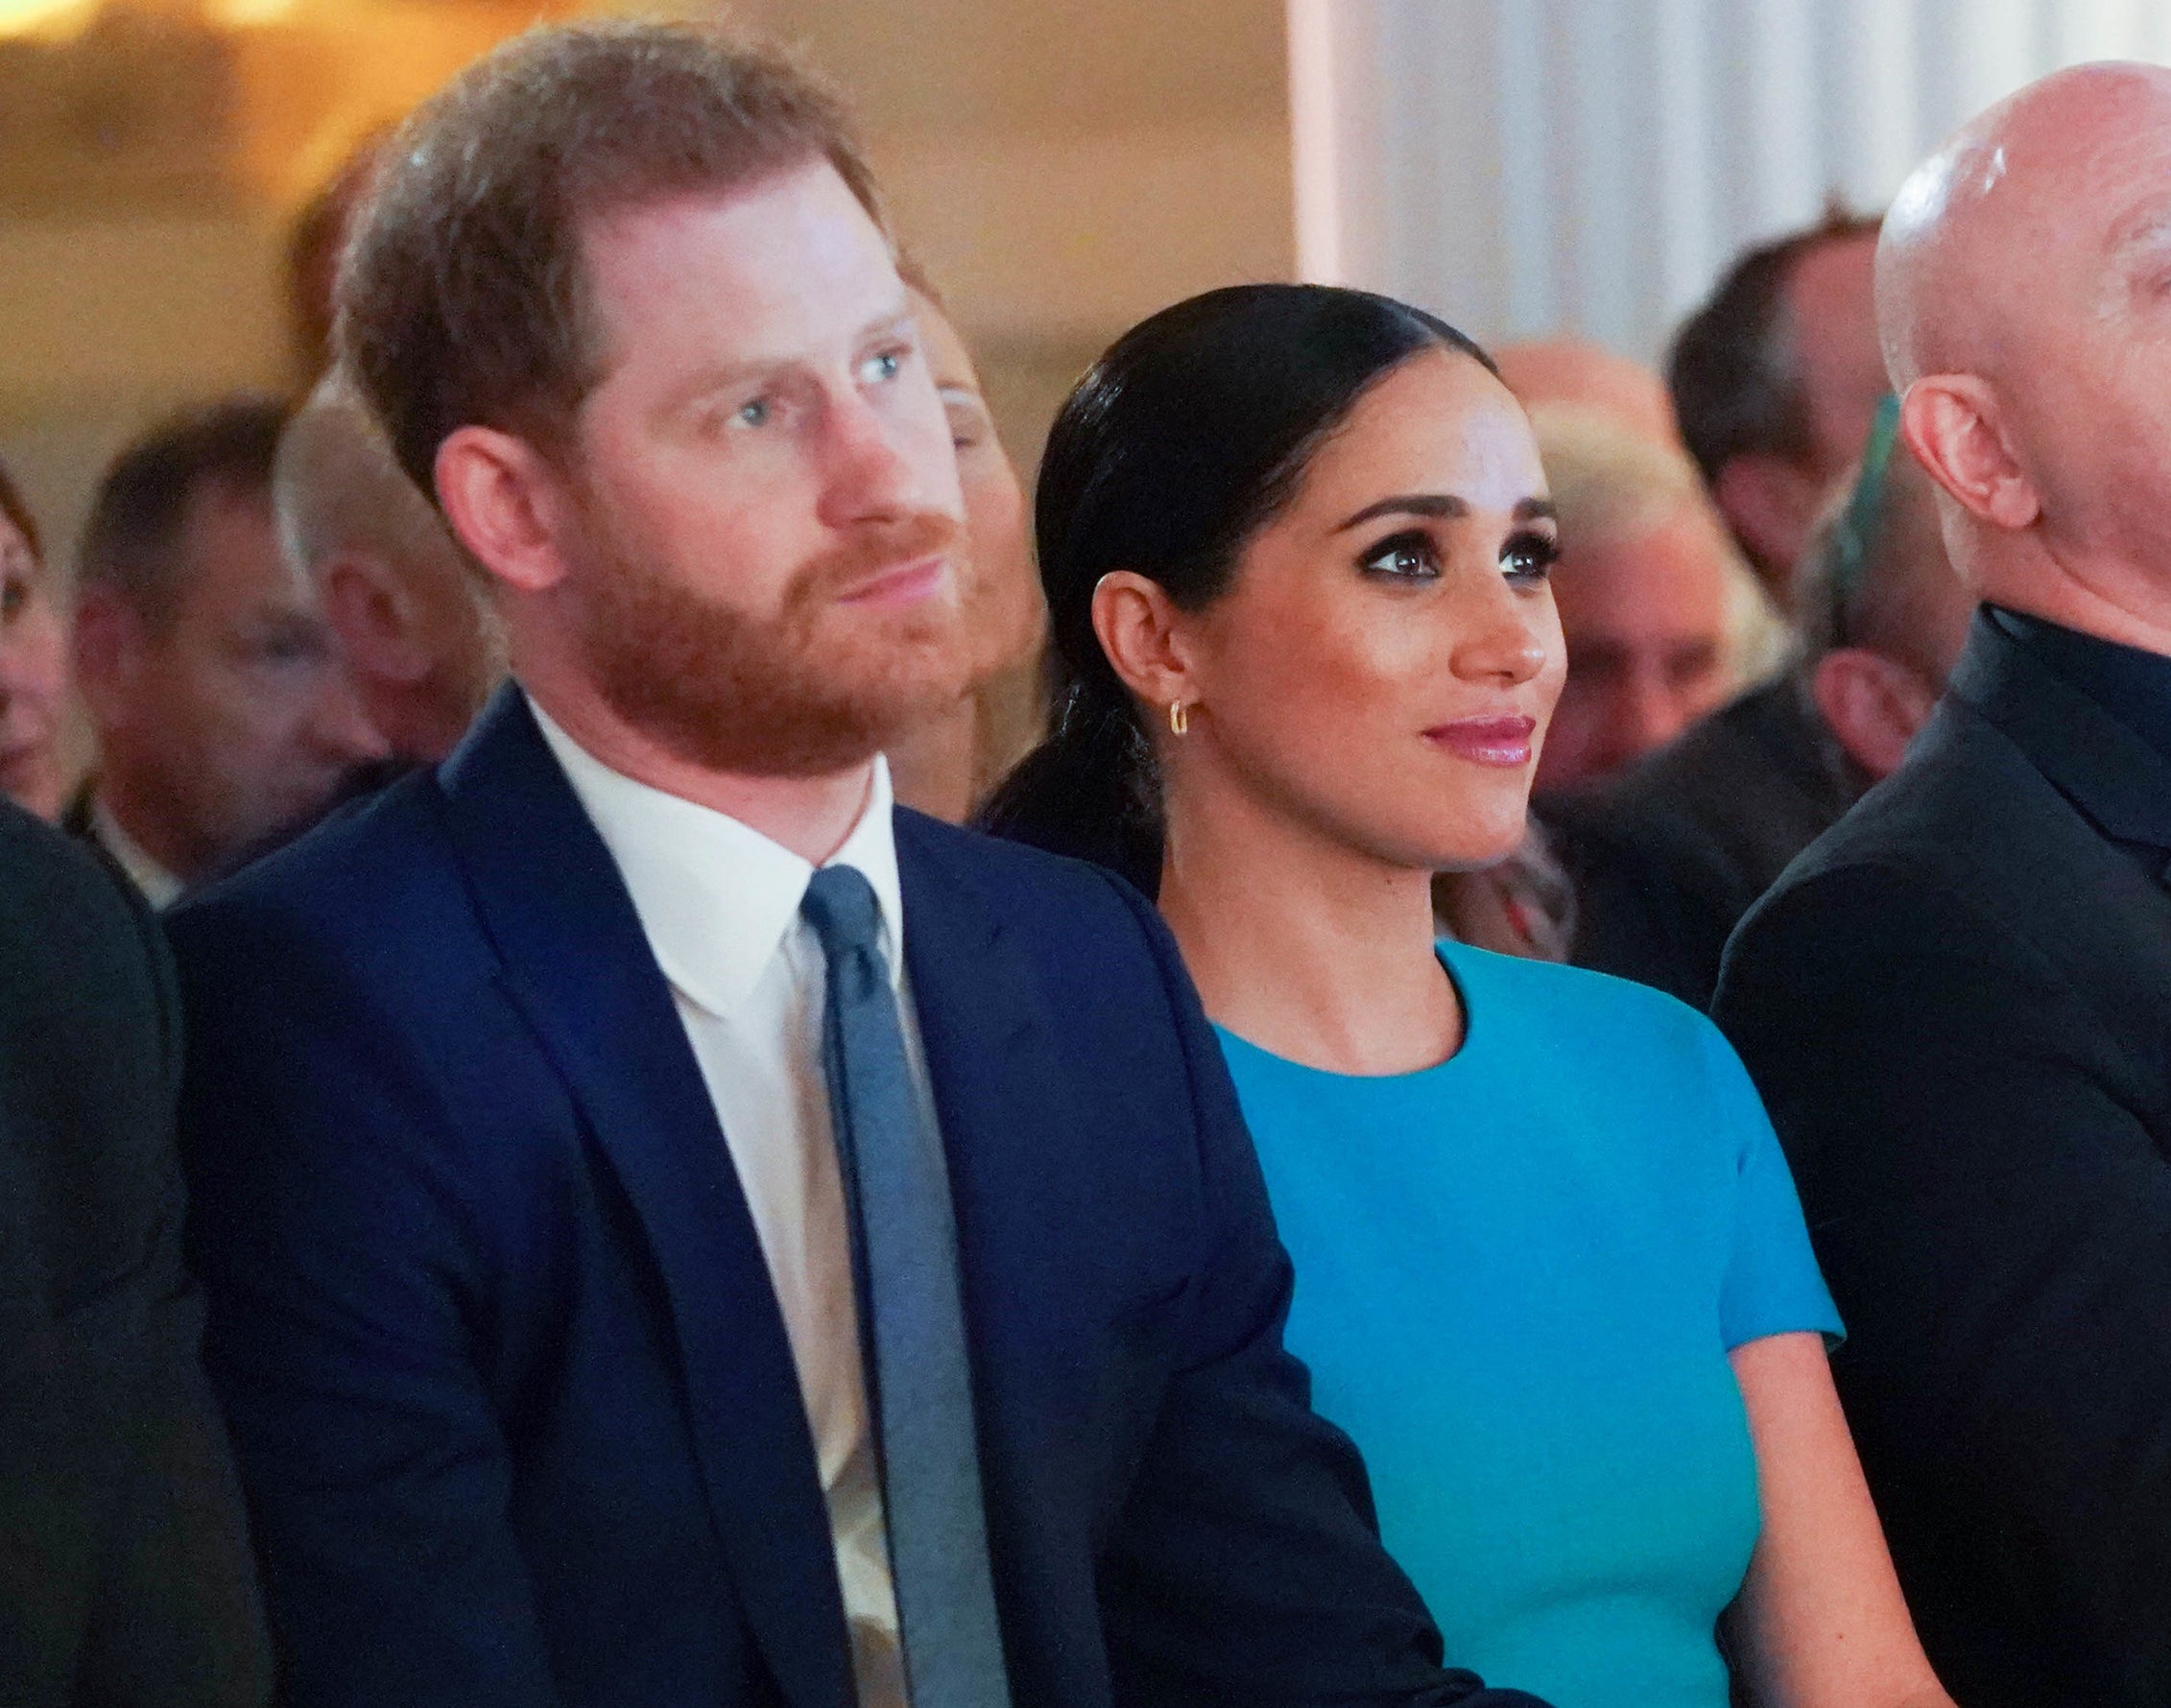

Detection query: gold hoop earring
xmin=1169 ymin=700 xmax=1189 ymax=737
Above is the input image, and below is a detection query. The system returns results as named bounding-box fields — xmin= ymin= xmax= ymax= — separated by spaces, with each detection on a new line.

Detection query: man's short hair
xmin=339 ymin=20 xmax=882 ymax=498
xmin=77 ymin=397 xmax=291 ymax=630
xmin=274 ymin=372 xmax=468 ymax=592
xmin=1667 ymin=206 xmax=1881 ymax=486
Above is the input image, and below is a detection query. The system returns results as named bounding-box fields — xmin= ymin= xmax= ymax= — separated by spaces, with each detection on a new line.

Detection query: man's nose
xmin=819 ymin=391 xmax=939 ymax=529
xmin=1613 ymin=671 xmax=1691 ymax=758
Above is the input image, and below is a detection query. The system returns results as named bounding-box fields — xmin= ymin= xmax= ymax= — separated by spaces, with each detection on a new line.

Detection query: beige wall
xmin=0 ymin=0 xmax=1292 ymax=568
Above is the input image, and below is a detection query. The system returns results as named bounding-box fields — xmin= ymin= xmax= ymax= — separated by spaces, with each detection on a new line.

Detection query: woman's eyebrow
xmin=1334 ymin=493 xmax=1556 ymax=532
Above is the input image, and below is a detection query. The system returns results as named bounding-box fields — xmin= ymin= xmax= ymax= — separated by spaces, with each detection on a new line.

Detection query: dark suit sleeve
xmin=171 ymin=909 xmax=562 ymax=1708
xmin=1715 ymin=864 xmax=2171 ymax=1707
xmin=1091 ymin=876 xmax=1549 ymax=1708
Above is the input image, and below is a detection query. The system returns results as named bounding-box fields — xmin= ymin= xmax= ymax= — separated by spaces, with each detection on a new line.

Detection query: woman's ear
xmin=1090 ymin=570 xmax=1199 ymax=716
xmin=1899 ymin=375 xmax=2039 ymax=532
xmin=435 ymin=425 xmax=578 ymax=598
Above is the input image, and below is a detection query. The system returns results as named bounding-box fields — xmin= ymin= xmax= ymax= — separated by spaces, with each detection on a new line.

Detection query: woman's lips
xmin=1425 ymin=714 xmax=1538 ymax=768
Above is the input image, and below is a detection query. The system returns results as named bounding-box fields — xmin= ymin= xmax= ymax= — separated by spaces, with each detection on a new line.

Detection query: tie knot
xmin=801 ymin=864 xmax=885 ymax=961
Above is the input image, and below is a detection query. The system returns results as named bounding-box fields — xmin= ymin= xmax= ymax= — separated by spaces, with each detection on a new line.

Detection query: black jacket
xmin=0 ymin=800 xmax=269 ymax=1706
xmin=1714 ymin=610 xmax=2171 ymax=1708
xmin=1545 ymin=676 xmax=1866 ymax=1008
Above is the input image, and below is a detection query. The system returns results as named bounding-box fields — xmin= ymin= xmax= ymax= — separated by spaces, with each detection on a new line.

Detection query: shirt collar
xmin=91 ymin=795 xmax=184 ymax=911
xmin=529 ymin=694 xmax=907 ymax=1018
xmin=1988 ymin=605 xmax=2171 ymax=771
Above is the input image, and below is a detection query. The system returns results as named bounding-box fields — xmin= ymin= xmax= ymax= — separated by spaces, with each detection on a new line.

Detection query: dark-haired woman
xmin=0 ymin=460 xmax=71 ymax=821
xmin=982 ymin=285 xmax=1952 ymax=1708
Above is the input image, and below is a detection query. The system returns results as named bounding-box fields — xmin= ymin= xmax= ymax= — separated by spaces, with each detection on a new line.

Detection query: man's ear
xmin=1812 ymin=645 xmax=1943 ymax=781
xmin=322 ymin=554 xmax=430 ymax=686
xmin=1899 ymin=375 xmax=2038 ymax=531
xmin=1711 ymin=452 xmax=1824 ymax=583
xmin=1089 ymin=571 xmax=1198 ymax=725
xmin=434 ymin=425 xmax=578 ymax=597
xmin=69 ymin=587 xmax=148 ymax=730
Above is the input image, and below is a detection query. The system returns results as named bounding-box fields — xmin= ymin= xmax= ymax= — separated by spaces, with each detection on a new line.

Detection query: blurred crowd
xmin=6 ymin=18 xmax=2171 ymax=1708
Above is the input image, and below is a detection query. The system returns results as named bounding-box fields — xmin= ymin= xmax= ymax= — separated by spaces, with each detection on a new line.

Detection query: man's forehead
xmin=581 ymin=164 xmax=902 ymax=359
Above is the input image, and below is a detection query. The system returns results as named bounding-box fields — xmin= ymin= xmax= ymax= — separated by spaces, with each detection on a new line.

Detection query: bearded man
xmin=166 ymin=24 xmax=1551 ymax=1708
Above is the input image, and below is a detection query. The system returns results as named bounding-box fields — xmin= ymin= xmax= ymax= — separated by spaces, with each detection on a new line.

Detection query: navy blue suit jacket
xmin=169 ymin=689 xmax=1545 ymax=1708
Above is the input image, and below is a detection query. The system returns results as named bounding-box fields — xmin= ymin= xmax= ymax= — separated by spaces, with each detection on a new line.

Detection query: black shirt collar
xmin=1989 ymin=605 xmax=2171 ymax=771
xmin=1955 ymin=606 xmax=2171 ymax=858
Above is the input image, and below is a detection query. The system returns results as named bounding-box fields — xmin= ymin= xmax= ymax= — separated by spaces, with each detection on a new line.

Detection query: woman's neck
xmin=1156 ymin=766 xmax=1461 ymax=1077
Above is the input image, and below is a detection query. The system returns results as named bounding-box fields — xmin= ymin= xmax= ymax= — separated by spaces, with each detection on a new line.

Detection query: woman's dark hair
xmin=0 ymin=456 xmax=40 ymax=561
xmin=976 ymin=283 xmax=1494 ymax=894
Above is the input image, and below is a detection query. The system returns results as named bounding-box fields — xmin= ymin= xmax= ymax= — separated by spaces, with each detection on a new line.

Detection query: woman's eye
xmin=1502 ymin=533 xmax=1561 ymax=582
xmin=0 ymin=576 xmax=23 ymax=623
xmin=735 ymin=397 xmax=772 ymax=429
xmin=861 ymin=347 xmax=906 ymax=385
xmin=1360 ymin=533 xmax=1440 ymax=580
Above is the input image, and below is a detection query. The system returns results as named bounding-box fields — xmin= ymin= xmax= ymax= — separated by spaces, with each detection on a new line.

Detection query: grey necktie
xmin=800 ymin=865 xmax=1012 ymax=1708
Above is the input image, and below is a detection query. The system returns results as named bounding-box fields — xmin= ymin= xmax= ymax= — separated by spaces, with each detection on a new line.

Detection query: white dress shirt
xmin=534 ymin=700 xmax=909 ymax=1708
xmin=90 ymin=795 xmax=184 ymax=911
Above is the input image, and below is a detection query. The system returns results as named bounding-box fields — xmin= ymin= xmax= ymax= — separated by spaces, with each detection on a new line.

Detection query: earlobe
xmin=68 ymin=591 xmax=143 ymax=725
xmin=1089 ymin=571 xmax=1195 ymax=715
xmin=1900 ymin=377 xmax=2039 ymax=532
xmin=1813 ymin=647 xmax=1939 ymax=781
xmin=323 ymin=557 xmax=430 ymax=686
xmin=435 ymin=426 xmax=573 ymax=597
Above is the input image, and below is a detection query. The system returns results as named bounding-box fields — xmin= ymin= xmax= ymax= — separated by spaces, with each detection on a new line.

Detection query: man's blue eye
xmin=865 ymin=350 xmax=903 ymax=384
xmin=737 ymin=399 xmax=771 ymax=428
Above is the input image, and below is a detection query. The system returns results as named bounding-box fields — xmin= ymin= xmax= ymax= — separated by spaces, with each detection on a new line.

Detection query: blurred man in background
xmin=1670 ymin=207 xmax=1885 ymax=605
xmin=1549 ymin=402 xmax=1972 ymax=1005
xmin=1530 ymin=407 xmax=1759 ymax=795
xmin=67 ymin=398 xmax=387 ymax=906
xmin=1492 ymin=337 xmax=1680 ymax=444
xmin=1717 ymin=63 xmax=2171 ymax=1706
xmin=275 ymin=373 xmax=499 ymax=769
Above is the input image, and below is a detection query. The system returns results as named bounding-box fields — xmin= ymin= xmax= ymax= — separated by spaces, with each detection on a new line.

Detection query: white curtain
xmin=1289 ymin=0 xmax=2171 ymax=362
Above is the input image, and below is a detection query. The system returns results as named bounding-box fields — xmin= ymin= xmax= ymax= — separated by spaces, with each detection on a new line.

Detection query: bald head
xmin=274 ymin=375 xmax=500 ymax=761
xmin=1880 ymin=62 xmax=2171 ymax=647
xmin=1880 ymin=61 xmax=2171 ymax=387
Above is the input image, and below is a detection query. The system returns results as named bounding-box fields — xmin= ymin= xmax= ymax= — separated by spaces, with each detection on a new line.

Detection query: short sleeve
xmin=1699 ymin=1019 xmax=1845 ymax=1351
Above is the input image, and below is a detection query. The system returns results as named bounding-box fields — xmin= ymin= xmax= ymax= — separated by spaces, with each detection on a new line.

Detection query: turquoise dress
xmin=1215 ymin=941 xmax=1840 ymax=1708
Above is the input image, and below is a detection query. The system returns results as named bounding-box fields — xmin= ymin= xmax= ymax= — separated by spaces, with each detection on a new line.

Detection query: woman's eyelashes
xmin=1357 ymin=529 xmax=1441 ymax=581
xmin=1356 ymin=525 xmax=1561 ymax=585
xmin=1501 ymin=529 xmax=1561 ymax=583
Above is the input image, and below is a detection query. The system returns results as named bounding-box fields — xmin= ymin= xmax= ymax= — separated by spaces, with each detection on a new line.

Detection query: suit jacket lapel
xmin=437 ymin=687 xmax=854 ymax=1708
xmin=894 ymin=813 xmax=1099 ymax=1647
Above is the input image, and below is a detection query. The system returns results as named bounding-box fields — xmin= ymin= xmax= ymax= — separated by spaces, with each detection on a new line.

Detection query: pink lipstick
xmin=1425 ymin=715 xmax=1537 ymax=768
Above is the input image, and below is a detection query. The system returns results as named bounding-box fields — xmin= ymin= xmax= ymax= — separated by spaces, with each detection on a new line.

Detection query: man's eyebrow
xmin=1333 ymin=492 xmax=1557 ymax=531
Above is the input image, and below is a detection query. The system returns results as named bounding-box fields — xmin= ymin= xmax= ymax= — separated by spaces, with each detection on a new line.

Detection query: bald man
xmin=274 ymin=374 xmax=499 ymax=767
xmin=1714 ymin=63 xmax=2171 ymax=1708
xmin=1551 ymin=408 xmax=1970 ymax=1007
